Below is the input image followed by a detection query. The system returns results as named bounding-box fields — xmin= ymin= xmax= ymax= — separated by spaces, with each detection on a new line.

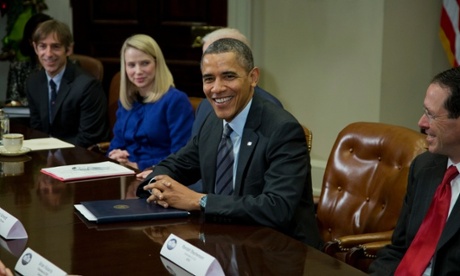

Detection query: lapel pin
xmin=247 ymin=142 xmax=252 ymax=146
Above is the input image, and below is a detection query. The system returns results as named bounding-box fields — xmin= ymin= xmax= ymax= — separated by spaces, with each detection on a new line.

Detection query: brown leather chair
xmin=302 ymin=124 xmax=312 ymax=153
xmin=316 ymin=122 xmax=427 ymax=272
xmin=69 ymin=54 xmax=104 ymax=81
xmin=188 ymin=96 xmax=204 ymax=113
xmin=107 ymin=71 xmax=121 ymax=134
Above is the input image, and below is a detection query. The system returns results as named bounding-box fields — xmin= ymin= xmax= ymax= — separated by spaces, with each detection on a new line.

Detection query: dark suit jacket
xmin=369 ymin=151 xmax=460 ymax=275
xmin=138 ymin=93 xmax=322 ymax=248
xmin=188 ymin=86 xmax=282 ymax=192
xmin=26 ymin=61 xmax=110 ymax=147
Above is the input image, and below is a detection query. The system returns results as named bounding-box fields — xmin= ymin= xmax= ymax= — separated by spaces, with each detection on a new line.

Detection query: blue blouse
xmin=108 ymin=87 xmax=194 ymax=170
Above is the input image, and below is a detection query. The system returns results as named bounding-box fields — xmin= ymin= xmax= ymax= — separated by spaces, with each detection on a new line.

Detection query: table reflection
xmin=0 ymin=155 xmax=31 ymax=177
xmin=144 ymin=221 xmax=308 ymax=276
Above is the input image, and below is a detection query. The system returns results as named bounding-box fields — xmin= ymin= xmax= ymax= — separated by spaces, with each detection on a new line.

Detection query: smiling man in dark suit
xmin=370 ymin=67 xmax=460 ymax=275
xmin=25 ymin=20 xmax=109 ymax=147
xmin=137 ymin=38 xmax=322 ymax=248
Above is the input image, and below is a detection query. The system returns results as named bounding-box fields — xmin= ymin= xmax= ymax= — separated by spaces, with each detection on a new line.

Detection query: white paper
xmin=160 ymin=234 xmax=224 ymax=276
xmin=40 ymin=161 xmax=135 ymax=181
xmin=0 ymin=207 xmax=28 ymax=239
xmin=74 ymin=204 xmax=97 ymax=221
xmin=23 ymin=137 xmax=75 ymax=151
xmin=15 ymin=247 xmax=67 ymax=276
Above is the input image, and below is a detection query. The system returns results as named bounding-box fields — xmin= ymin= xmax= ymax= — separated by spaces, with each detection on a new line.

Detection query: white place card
xmin=160 ymin=233 xmax=224 ymax=276
xmin=15 ymin=247 xmax=67 ymax=276
xmin=0 ymin=207 xmax=27 ymax=239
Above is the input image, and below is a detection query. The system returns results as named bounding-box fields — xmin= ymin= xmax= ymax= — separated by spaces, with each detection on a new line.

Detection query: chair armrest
xmin=323 ymin=230 xmax=393 ymax=255
xmin=87 ymin=141 xmax=111 ymax=154
xmin=344 ymin=240 xmax=391 ymax=272
xmin=313 ymin=195 xmax=319 ymax=212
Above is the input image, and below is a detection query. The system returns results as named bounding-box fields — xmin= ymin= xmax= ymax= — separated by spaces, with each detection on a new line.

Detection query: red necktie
xmin=395 ymin=165 xmax=458 ymax=276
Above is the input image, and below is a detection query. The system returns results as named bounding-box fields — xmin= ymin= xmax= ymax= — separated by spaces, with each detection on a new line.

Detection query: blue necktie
xmin=215 ymin=124 xmax=234 ymax=195
xmin=49 ymin=79 xmax=57 ymax=121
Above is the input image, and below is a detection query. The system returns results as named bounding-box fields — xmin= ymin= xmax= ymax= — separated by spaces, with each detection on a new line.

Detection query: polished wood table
xmin=0 ymin=124 xmax=366 ymax=275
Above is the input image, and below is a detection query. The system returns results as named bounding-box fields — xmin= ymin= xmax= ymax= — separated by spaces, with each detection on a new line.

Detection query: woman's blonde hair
xmin=119 ymin=34 xmax=174 ymax=109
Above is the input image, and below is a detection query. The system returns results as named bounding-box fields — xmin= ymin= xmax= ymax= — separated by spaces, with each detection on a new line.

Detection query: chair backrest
xmin=302 ymin=124 xmax=312 ymax=152
xmin=108 ymin=72 xmax=121 ymax=134
xmin=70 ymin=54 xmax=104 ymax=81
xmin=188 ymin=96 xmax=204 ymax=112
xmin=316 ymin=122 xmax=427 ymax=243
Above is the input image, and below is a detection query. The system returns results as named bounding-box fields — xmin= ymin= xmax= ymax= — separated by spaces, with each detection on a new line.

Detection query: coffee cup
xmin=2 ymin=133 xmax=24 ymax=153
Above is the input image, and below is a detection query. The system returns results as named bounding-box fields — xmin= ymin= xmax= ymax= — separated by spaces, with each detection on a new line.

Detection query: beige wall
xmin=248 ymin=0 xmax=450 ymax=193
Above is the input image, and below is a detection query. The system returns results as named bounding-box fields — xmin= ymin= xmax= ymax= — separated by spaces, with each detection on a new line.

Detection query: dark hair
xmin=201 ymin=38 xmax=254 ymax=73
xmin=431 ymin=67 xmax=460 ymax=119
xmin=19 ymin=13 xmax=52 ymax=59
xmin=32 ymin=19 xmax=74 ymax=50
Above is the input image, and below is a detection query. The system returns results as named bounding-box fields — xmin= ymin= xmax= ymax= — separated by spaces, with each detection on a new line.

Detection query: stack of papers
xmin=23 ymin=137 xmax=74 ymax=151
xmin=41 ymin=161 xmax=135 ymax=181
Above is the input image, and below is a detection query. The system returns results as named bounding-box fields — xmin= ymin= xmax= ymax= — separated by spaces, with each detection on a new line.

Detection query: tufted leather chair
xmin=69 ymin=54 xmax=104 ymax=81
xmin=316 ymin=121 xmax=427 ymax=272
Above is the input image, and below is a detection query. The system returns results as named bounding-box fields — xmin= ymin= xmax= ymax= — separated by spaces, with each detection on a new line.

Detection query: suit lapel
xmin=36 ymin=72 xmax=51 ymax=130
xmin=438 ymin=158 xmax=460 ymax=248
xmin=413 ymin=155 xmax=456 ymax=250
xmin=418 ymin=162 xmax=446 ymax=218
xmin=200 ymin=116 xmax=223 ymax=193
xmin=234 ymin=95 xmax=263 ymax=194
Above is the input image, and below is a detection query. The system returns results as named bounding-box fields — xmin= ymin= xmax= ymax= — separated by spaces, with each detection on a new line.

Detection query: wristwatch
xmin=199 ymin=195 xmax=207 ymax=211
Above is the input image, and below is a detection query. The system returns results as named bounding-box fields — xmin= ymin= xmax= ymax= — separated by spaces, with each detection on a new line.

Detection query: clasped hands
xmin=108 ymin=149 xmax=138 ymax=169
xmin=143 ymin=175 xmax=204 ymax=211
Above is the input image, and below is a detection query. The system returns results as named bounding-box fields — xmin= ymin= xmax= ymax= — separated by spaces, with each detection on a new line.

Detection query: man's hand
xmin=143 ymin=175 xmax=204 ymax=211
xmin=0 ymin=260 xmax=13 ymax=276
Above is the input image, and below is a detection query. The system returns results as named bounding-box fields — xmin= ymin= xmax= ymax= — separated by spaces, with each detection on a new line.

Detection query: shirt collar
xmin=224 ymin=98 xmax=253 ymax=137
xmin=46 ymin=65 xmax=66 ymax=87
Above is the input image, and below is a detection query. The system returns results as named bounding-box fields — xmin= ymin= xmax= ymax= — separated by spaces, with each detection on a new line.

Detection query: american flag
xmin=440 ymin=0 xmax=460 ymax=67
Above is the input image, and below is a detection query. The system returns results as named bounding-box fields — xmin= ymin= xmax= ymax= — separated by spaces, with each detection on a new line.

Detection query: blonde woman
xmin=108 ymin=34 xmax=194 ymax=170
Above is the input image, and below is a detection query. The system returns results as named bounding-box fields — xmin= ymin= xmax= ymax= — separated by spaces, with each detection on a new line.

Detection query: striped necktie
xmin=215 ymin=124 xmax=234 ymax=195
xmin=49 ymin=79 xmax=57 ymax=121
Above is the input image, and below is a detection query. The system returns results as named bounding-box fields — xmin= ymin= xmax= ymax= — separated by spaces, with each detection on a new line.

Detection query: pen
xmin=72 ymin=166 xmax=110 ymax=171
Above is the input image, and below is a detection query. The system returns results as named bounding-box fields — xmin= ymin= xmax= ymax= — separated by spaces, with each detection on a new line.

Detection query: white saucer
xmin=0 ymin=147 xmax=31 ymax=156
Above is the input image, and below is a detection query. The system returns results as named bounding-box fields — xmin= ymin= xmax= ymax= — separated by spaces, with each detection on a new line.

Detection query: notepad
xmin=23 ymin=137 xmax=75 ymax=151
xmin=75 ymin=198 xmax=190 ymax=223
xmin=40 ymin=161 xmax=135 ymax=181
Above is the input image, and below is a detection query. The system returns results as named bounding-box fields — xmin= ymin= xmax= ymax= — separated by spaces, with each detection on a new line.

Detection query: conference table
xmin=0 ymin=123 xmax=366 ymax=275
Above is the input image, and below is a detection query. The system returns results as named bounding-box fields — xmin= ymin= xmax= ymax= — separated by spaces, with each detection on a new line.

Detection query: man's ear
xmin=33 ymin=42 xmax=39 ymax=55
xmin=250 ymin=67 xmax=260 ymax=88
xmin=66 ymin=43 xmax=74 ymax=56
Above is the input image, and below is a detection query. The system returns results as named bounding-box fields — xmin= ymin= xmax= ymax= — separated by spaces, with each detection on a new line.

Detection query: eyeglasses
xmin=423 ymin=108 xmax=449 ymax=122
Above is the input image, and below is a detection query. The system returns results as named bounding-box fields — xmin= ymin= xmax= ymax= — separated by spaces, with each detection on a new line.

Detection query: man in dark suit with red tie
xmin=25 ymin=19 xmax=109 ymax=148
xmin=369 ymin=67 xmax=460 ymax=275
xmin=137 ymin=38 xmax=322 ymax=248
